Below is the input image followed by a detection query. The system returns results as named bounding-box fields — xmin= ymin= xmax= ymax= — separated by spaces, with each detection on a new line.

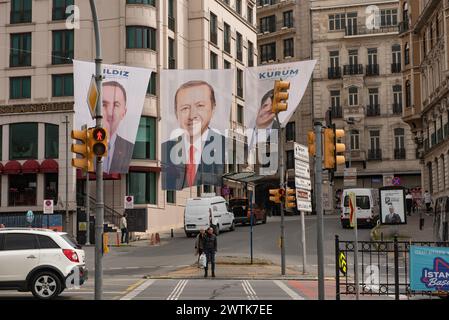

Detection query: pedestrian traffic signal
xmin=307 ymin=131 xmax=316 ymax=157
xmin=285 ymin=188 xmax=296 ymax=208
xmin=71 ymin=128 xmax=94 ymax=172
xmin=269 ymin=188 xmax=284 ymax=204
xmin=323 ymin=127 xmax=346 ymax=170
xmin=271 ymin=80 xmax=290 ymax=113
xmin=89 ymin=127 xmax=108 ymax=158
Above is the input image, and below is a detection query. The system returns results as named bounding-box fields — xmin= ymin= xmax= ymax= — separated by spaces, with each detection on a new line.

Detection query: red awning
xmin=129 ymin=166 xmax=162 ymax=173
xmin=40 ymin=159 xmax=59 ymax=173
xmin=76 ymin=169 xmax=121 ymax=181
xmin=4 ymin=161 xmax=21 ymax=174
xmin=22 ymin=160 xmax=40 ymax=174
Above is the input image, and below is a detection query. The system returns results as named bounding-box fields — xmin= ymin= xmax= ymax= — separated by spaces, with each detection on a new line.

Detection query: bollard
xmin=150 ymin=233 xmax=155 ymax=245
xmin=155 ymin=233 xmax=160 ymax=245
xmin=171 ymin=228 xmax=174 ymax=238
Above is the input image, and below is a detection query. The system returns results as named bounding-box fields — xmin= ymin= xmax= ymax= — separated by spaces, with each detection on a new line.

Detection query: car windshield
xmin=61 ymin=234 xmax=81 ymax=249
xmin=343 ymin=195 xmax=370 ymax=209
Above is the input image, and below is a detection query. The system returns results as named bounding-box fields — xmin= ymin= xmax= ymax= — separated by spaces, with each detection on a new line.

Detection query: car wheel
xmin=230 ymin=221 xmax=235 ymax=231
xmin=30 ymin=271 xmax=62 ymax=300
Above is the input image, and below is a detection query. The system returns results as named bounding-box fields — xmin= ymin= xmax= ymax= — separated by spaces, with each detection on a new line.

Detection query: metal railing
xmin=328 ymin=67 xmax=342 ymax=79
xmin=331 ymin=106 xmax=343 ymax=118
xmin=367 ymin=149 xmax=382 ymax=160
xmin=345 ymin=24 xmax=398 ymax=36
xmin=343 ymin=64 xmax=364 ymax=75
xmin=392 ymin=103 xmax=403 ymax=115
xmin=366 ymin=104 xmax=380 ymax=117
xmin=394 ymin=148 xmax=406 ymax=160
xmin=366 ymin=64 xmax=380 ymax=76
xmin=78 ymin=192 xmax=123 ymax=228
xmin=399 ymin=20 xmax=410 ymax=34
xmin=168 ymin=16 xmax=176 ymax=31
xmin=391 ymin=63 xmax=401 ymax=73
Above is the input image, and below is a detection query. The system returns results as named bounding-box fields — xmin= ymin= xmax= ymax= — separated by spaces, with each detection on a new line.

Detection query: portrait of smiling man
xmin=162 ymin=80 xmax=226 ymax=190
xmin=102 ymin=81 xmax=134 ymax=173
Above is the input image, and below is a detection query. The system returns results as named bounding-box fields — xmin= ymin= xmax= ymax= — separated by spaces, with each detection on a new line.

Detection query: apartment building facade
xmin=0 ymin=0 xmax=257 ymax=236
xmin=311 ymin=0 xmax=421 ymax=192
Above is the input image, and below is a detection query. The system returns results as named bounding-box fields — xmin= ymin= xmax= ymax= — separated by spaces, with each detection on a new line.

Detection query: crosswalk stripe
xmin=167 ymin=280 xmax=188 ymax=300
xmin=273 ymin=280 xmax=305 ymax=300
xmin=241 ymin=280 xmax=258 ymax=300
xmin=119 ymin=279 xmax=155 ymax=300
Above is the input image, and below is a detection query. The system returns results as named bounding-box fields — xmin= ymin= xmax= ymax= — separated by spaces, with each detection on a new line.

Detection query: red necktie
xmin=186 ymin=144 xmax=196 ymax=187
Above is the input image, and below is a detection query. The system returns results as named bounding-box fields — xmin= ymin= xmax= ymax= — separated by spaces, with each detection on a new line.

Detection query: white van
xmin=184 ymin=196 xmax=235 ymax=237
xmin=340 ymin=188 xmax=380 ymax=228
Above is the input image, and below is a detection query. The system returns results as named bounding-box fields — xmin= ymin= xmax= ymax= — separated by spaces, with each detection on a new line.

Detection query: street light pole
xmin=276 ymin=114 xmax=286 ymax=275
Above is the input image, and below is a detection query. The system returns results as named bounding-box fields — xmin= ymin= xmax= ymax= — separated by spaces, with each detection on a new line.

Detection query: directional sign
xmin=26 ymin=210 xmax=34 ymax=224
xmin=294 ymin=143 xmax=309 ymax=162
xmin=339 ymin=252 xmax=347 ymax=276
xmin=87 ymin=76 xmax=99 ymax=119
xmin=43 ymin=199 xmax=54 ymax=214
xmin=295 ymin=161 xmax=310 ymax=179
xmin=295 ymin=177 xmax=311 ymax=190
xmin=296 ymin=189 xmax=312 ymax=212
xmin=124 ymin=196 xmax=134 ymax=209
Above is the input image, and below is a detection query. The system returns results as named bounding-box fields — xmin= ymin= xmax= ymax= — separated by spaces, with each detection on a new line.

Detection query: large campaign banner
xmin=245 ymin=60 xmax=316 ymax=147
xmin=74 ymin=60 xmax=152 ymax=174
xmin=410 ymin=245 xmax=449 ymax=292
xmin=379 ymin=187 xmax=407 ymax=225
xmin=160 ymin=69 xmax=233 ymax=190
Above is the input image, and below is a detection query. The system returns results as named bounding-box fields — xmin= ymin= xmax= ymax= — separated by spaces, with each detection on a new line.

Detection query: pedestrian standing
xmin=406 ymin=190 xmax=413 ymax=216
xmin=195 ymin=229 xmax=206 ymax=268
xmin=424 ymin=190 xmax=432 ymax=215
xmin=202 ymin=226 xmax=217 ymax=278
xmin=120 ymin=213 xmax=129 ymax=244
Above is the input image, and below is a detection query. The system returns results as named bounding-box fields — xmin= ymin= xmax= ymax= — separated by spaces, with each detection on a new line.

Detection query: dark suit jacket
xmin=108 ymin=135 xmax=135 ymax=173
xmin=161 ymin=130 xmax=226 ymax=190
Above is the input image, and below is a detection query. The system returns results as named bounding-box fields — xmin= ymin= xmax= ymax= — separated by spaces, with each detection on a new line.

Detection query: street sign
xmin=339 ymin=252 xmax=347 ymax=276
xmin=295 ymin=177 xmax=311 ymax=190
xmin=124 ymin=196 xmax=134 ymax=209
xmin=26 ymin=210 xmax=34 ymax=224
xmin=43 ymin=199 xmax=54 ymax=214
xmin=344 ymin=168 xmax=357 ymax=187
xmin=383 ymin=174 xmax=394 ymax=187
xmin=295 ymin=161 xmax=310 ymax=179
xmin=87 ymin=76 xmax=99 ymax=119
xmin=294 ymin=143 xmax=309 ymax=162
xmin=392 ymin=176 xmax=401 ymax=186
xmin=296 ymin=189 xmax=312 ymax=212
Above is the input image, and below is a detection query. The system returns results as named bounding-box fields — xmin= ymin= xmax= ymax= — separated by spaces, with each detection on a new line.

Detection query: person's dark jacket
xmin=203 ymin=233 xmax=217 ymax=252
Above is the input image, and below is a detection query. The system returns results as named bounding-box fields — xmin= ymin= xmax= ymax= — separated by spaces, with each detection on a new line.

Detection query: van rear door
xmin=343 ymin=194 xmax=371 ymax=219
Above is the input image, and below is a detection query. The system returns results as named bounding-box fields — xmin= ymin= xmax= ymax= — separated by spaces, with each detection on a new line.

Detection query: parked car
xmin=184 ymin=196 xmax=235 ymax=237
xmin=228 ymin=198 xmax=267 ymax=225
xmin=0 ymin=228 xmax=88 ymax=300
xmin=340 ymin=188 xmax=380 ymax=228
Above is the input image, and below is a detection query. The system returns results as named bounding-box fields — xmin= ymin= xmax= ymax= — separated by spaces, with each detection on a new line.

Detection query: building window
xmin=392 ymin=44 xmax=401 ymax=73
xmin=405 ymin=80 xmax=411 ymax=107
xmin=11 ymin=0 xmax=32 ymax=24
xmin=350 ymin=130 xmax=360 ymax=150
xmin=10 ymin=76 xmax=31 ymax=99
xmin=286 ymin=150 xmax=294 ymax=169
xmin=260 ymin=15 xmax=276 ymax=33
xmin=260 ymin=42 xmax=276 ymax=63
xmin=9 ymin=174 xmax=37 ymax=206
xmin=132 ymin=116 xmax=156 ymax=160
xmin=126 ymin=0 xmax=155 ymax=5
xmin=10 ymin=33 xmax=31 ymax=67
xmin=167 ymin=190 xmax=176 ymax=204
xmin=393 ymin=84 xmax=402 ymax=114
xmin=168 ymin=0 xmax=175 ymax=31
xmin=329 ymin=13 xmax=346 ymax=31
xmin=168 ymin=38 xmax=176 ymax=69
xmin=348 ymin=87 xmax=358 ymax=106
xmin=53 ymin=0 xmax=73 ymax=21
xmin=224 ymin=60 xmax=231 ymax=69
xmin=247 ymin=5 xmax=253 ymax=24
xmin=224 ymin=23 xmax=231 ymax=53
xmin=284 ymin=38 xmax=294 ymax=58
xmin=147 ymin=72 xmax=156 ymax=95
xmin=248 ymin=41 xmax=254 ymax=67
xmin=237 ymin=69 xmax=243 ymax=98
xmin=394 ymin=128 xmax=405 ymax=159
xmin=52 ymin=30 xmax=74 ymax=64
xmin=236 ymin=0 xmax=242 ymax=15
xmin=404 ymin=42 xmax=410 ymax=65
xmin=210 ymin=12 xmax=217 ymax=45
xmin=237 ymin=104 xmax=244 ymax=124
xmin=286 ymin=122 xmax=295 ymax=141
xmin=370 ymin=130 xmax=380 ymax=150
xmin=331 ymin=90 xmax=341 ymax=118
xmin=259 ymin=0 xmax=275 ymax=5
xmin=236 ymin=32 xmax=243 ymax=61
xmin=9 ymin=123 xmax=38 ymax=160
xmin=126 ymin=26 xmax=156 ymax=50
xmin=45 ymin=124 xmax=59 ymax=159
xmin=129 ymin=172 xmax=157 ymax=204
xmin=210 ymin=51 xmax=218 ymax=69
xmin=283 ymin=10 xmax=293 ymax=28
xmin=52 ymin=74 xmax=73 ymax=97
xmin=330 ymin=50 xmax=339 ymax=68
xmin=380 ymin=9 xmax=398 ymax=27
xmin=346 ymin=12 xmax=358 ymax=35
xmin=44 ymin=173 xmax=58 ymax=204
xmin=368 ymin=88 xmax=379 ymax=106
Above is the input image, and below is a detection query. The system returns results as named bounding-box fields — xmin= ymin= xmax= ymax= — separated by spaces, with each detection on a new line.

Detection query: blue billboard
xmin=410 ymin=245 xmax=449 ymax=292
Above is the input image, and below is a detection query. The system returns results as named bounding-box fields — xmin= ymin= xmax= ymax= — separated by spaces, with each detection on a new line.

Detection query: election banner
xmin=245 ymin=60 xmax=316 ymax=147
xmin=410 ymin=245 xmax=449 ymax=292
xmin=74 ymin=60 xmax=152 ymax=174
xmin=379 ymin=186 xmax=407 ymax=225
xmin=160 ymin=70 xmax=233 ymax=190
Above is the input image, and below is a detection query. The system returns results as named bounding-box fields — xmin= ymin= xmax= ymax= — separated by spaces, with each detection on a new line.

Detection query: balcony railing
xmin=368 ymin=149 xmax=382 ymax=160
xmin=394 ymin=148 xmax=406 ymax=160
xmin=331 ymin=106 xmax=342 ymax=118
xmin=168 ymin=16 xmax=176 ymax=31
xmin=345 ymin=24 xmax=398 ymax=37
xmin=328 ymin=67 xmax=342 ymax=79
xmin=366 ymin=104 xmax=380 ymax=117
xmin=366 ymin=64 xmax=380 ymax=76
xmin=392 ymin=103 xmax=403 ymax=115
xmin=391 ymin=63 xmax=401 ymax=73
xmin=343 ymin=64 xmax=363 ymax=75
xmin=399 ymin=20 xmax=410 ymax=34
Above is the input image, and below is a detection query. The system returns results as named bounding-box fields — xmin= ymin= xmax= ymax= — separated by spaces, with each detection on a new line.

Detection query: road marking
xmin=273 ymin=280 xmax=305 ymax=300
xmin=241 ymin=280 xmax=258 ymax=300
xmin=167 ymin=280 xmax=188 ymax=300
xmin=120 ymin=279 xmax=155 ymax=300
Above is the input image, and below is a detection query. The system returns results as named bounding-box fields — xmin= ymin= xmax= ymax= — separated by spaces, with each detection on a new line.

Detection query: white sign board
xmin=294 ymin=143 xmax=309 ymax=162
xmin=344 ymin=168 xmax=357 ymax=187
xmin=124 ymin=196 xmax=134 ymax=209
xmin=43 ymin=200 xmax=54 ymax=214
xmin=296 ymin=188 xmax=312 ymax=212
xmin=296 ymin=177 xmax=312 ymax=190
xmin=295 ymin=161 xmax=310 ymax=179
xmin=383 ymin=175 xmax=394 ymax=187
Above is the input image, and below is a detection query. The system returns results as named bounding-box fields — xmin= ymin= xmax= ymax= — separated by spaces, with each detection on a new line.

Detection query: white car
xmin=0 ymin=228 xmax=88 ymax=299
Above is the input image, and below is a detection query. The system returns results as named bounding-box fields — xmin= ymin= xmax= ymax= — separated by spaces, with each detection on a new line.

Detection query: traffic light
xmin=71 ymin=128 xmax=94 ymax=172
xmin=335 ymin=128 xmax=346 ymax=166
xmin=271 ymin=80 xmax=290 ymax=113
xmin=323 ymin=128 xmax=336 ymax=169
xmin=285 ymin=188 xmax=296 ymax=208
xmin=269 ymin=188 xmax=284 ymax=204
xmin=307 ymin=131 xmax=316 ymax=157
xmin=89 ymin=127 xmax=108 ymax=158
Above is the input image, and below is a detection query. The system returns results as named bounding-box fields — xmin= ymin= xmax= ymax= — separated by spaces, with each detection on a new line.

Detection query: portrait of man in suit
xmin=162 ymin=80 xmax=226 ymax=190
xmin=384 ymin=202 xmax=402 ymax=224
xmin=102 ymin=81 xmax=134 ymax=173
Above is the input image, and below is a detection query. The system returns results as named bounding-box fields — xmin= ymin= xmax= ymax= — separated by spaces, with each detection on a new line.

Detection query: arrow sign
xmin=295 ymin=177 xmax=311 ymax=190
xmin=295 ymin=161 xmax=310 ymax=179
